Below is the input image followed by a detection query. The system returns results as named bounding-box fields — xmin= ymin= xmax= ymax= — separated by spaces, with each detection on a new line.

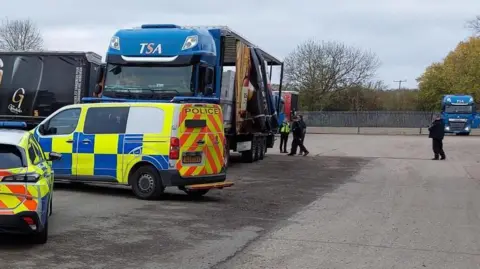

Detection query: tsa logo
xmin=139 ymin=43 xmax=162 ymax=54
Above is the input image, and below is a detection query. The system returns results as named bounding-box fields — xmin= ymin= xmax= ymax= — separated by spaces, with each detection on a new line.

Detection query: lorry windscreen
xmin=444 ymin=105 xmax=473 ymax=114
xmin=103 ymin=64 xmax=194 ymax=96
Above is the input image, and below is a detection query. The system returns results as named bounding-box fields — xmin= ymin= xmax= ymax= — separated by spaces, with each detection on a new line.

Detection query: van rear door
xmin=177 ymin=104 xmax=224 ymax=177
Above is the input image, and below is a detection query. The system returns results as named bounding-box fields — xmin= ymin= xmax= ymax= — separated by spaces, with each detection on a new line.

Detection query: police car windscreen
xmin=0 ymin=144 xmax=24 ymax=169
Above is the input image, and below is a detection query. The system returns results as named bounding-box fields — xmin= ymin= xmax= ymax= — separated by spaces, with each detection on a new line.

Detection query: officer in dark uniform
xmin=428 ymin=115 xmax=446 ymax=160
xmin=298 ymin=115 xmax=307 ymax=155
xmin=287 ymin=115 xmax=309 ymax=156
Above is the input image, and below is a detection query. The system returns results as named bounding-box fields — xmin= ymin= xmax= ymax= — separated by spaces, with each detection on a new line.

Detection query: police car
xmin=0 ymin=121 xmax=61 ymax=244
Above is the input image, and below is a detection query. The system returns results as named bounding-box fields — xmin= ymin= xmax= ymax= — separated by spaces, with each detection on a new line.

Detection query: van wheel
xmin=183 ymin=189 xmax=209 ymax=198
xmin=32 ymin=218 xmax=48 ymax=244
xmin=130 ymin=165 xmax=165 ymax=200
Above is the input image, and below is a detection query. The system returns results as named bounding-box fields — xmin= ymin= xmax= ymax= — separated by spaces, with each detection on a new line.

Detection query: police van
xmin=31 ymin=102 xmax=232 ymax=199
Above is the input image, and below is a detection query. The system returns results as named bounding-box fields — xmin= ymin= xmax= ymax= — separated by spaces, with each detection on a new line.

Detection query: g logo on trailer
xmin=8 ymin=88 xmax=25 ymax=114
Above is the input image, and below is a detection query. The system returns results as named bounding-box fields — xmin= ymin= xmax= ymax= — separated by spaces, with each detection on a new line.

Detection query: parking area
xmin=3 ymin=134 xmax=480 ymax=269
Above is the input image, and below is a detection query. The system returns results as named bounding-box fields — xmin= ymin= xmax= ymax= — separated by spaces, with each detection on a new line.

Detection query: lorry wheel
xmin=130 ymin=165 xmax=165 ymax=200
xmin=32 ymin=218 xmax=48 ymax=244
xmin=241 ymin=140 xmax=256 ymax=163
xmin=224 ymin=139 xmax=230 ymax=169
xmin=259 ymin=138 xmax=265 ymax=160
xmin=253 ymin=137 xmax=260 ymax=162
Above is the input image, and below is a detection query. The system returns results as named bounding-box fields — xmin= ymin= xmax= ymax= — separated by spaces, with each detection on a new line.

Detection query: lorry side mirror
xmin=94 ymin=84 xmax=103 ymax=95
xmin=206 ymin=68 xmax=214 ymax=85
xmin=95 ymin=64 xmax=105 ymax=84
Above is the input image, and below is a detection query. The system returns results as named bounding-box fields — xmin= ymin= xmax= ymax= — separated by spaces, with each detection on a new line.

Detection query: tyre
xmin=48 ymin=195 xmax=53 ymax=217
xmin=241 ymin=140 xmax=255 ymax=163
xmin=183 ymin=189 xmax=209 ymax=198
xmin=224 ymin=139 xmax=230 ymax=169
xmin=253 ymin=137 xmax=259 ymax=162
xmin=130 ymin=165 xmax=165 ymax=200
xmin=259 ymin=137 xmax=265 ymax=160
xmin=32 ymin=218 xmax=48 ymax=244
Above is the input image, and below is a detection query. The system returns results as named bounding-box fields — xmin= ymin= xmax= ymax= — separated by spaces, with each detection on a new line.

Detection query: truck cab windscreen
xmin=103 ymin=64 xmax=194 ymax=98
xmin=444 ymin=105 xmax=473 ymax=114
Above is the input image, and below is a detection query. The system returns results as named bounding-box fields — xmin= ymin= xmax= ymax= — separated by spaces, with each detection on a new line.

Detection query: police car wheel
xmin=32 ymin=218 xmax=48 ymax=244
xmin=131 ymin=166 xmax=165 ymax=200
xmin=48 ymin=197 xmax=53 ymax=217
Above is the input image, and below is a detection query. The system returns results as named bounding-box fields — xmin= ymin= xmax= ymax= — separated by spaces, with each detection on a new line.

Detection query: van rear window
xmin=185 ymin=119 xmax=206 ymax=128
xmin=0 ymin=144 xmax=25 ymax=169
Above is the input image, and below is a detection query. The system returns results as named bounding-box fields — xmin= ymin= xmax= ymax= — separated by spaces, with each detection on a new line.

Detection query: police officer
xmin=428 ymin=115 xmax=446 ymax=160
xmin=287 ymin=115 xmax=309 ymax=156
xmin=298 ymin=115 xmax=307 ymax=155
xmin=279 ymin=118 xmax=290 ymax=153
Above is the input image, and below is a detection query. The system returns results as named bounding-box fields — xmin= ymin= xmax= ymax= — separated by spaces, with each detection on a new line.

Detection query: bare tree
xmin=284 ymin=39 xmax=381 ymax=110
xmin=0 ymin=18 xmax=43 ymax=51
xmin=467 ymin=15 xmax=480 ymax=36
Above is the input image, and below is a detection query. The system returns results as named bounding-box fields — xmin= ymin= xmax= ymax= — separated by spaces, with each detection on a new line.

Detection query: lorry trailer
xmin=0 ymin=51 xmax=102 ymax=128
xmin=92 ymin=24 xmax=285 ymax=163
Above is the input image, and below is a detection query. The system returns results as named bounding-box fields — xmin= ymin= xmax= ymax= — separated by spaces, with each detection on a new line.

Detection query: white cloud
xmin=1 ymin=0 xmax=479 ymax=88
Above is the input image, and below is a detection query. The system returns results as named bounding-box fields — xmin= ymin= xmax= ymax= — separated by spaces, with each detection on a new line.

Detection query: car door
xmin=27 ymin=137 xmax=51 ymax=222
xmin=76 ymin=106 xmax=129 ymax=182
xmin=34 ymin=107 xmax=82 ymax=178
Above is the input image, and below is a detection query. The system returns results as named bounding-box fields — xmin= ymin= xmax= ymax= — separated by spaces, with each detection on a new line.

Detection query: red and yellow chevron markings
xmin=176 ymin=104 xmax=225 ymax=176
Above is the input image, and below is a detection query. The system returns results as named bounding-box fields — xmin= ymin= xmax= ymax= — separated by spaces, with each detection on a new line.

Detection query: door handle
xmin=82 ymin=139 xmax=91 ymax=144
xmin=66 ymin=139 xmax=74 ymax=143
xmin=196 ymin=140 xmax=205 ymax=145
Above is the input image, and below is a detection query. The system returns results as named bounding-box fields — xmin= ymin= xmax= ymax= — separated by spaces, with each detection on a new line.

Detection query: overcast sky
xmin=1 ymin=0 xmax=478 ymax=89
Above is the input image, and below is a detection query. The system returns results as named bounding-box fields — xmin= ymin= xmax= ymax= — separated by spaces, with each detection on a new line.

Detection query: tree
xmin=467 ymin=15 xmax=480 ymax=36
xmin=283 ymin=39 xmax=381 ymax=111
xmin=417 ymin=36 xmax=480 ymax=110
xmin=0 ymin=18 xmax=43 ymax=51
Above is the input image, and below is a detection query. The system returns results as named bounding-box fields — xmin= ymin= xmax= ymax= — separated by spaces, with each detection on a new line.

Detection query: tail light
xmin=169 ymin=137 xmax=180 ymax=159
xmin=2 ymin=173 xmax=40 ymax=182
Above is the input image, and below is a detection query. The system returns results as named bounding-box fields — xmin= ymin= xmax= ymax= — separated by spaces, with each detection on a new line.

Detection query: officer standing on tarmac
xmin=279 ymin=118 xmax=290 ymax=153
xmin=298 ymin=115 xmax=307 ymax=155
xmin=428 ymin=114 xmax=446 ymax=160
xmin=287 ymin=115 xmax=309 ymax=156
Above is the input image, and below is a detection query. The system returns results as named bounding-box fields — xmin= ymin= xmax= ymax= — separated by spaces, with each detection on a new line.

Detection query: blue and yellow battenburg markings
xmin=34 ymin=132 xmax=169 ymax=183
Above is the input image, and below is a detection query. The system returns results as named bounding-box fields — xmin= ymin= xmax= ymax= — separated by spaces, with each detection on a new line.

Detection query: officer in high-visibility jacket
xmin=279 ymin=119 xmax=291 ymax=153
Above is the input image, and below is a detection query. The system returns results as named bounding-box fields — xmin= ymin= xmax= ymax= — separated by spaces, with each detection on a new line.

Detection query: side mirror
xmin=95 ymin=64 xmax=105 ymax=84
xmin=205 ymin=86 xmax=214 ymax=96
xmin=94 ymin=84 xmax=103 ymax=95
xmin=206 ymin=69 xmax=214 ymax=85
xmin=38 ymin=124 xmax=45 ymax=135
xmin=47 ymin=152 xmax=62 ymax=161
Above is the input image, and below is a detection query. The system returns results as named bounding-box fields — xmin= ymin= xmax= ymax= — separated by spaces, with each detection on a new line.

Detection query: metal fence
xmin=299 ymin=111 xmax=438 ymax=128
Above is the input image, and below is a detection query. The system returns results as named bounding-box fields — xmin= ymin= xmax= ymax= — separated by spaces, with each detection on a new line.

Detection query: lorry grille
xmin=449 ymin=122 xmax=466 ymax=131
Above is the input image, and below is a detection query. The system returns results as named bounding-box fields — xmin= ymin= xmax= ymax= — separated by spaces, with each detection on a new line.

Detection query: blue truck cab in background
xmin=441 ymin=94 xmax=476 ymax=135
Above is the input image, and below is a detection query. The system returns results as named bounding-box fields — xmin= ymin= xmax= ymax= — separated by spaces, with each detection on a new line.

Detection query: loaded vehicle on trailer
xmin=441 ymin=94 xmax=476 ymax=135
xmin=0 ymin=51 xmax=102 ymax=128
xmin=92 ymin=24 xmax=285 ymax=164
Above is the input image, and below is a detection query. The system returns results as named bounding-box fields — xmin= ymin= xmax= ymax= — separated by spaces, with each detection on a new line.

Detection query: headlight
xmin=110 ymin=36 xmax=120 ymax=50
xmin=2 ymin=173 xmax=40 ymax=182
xmin=465 ymin=126 xmax=470 ymax=131
xmin=445 ymin=126 xmax=450 ymax=130
xmin=182 ymin=35 xmax=198 ymax=50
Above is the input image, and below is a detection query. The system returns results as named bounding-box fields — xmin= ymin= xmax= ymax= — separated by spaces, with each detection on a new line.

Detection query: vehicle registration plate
xmin=182 ymin=152 xmax=202 ymax=164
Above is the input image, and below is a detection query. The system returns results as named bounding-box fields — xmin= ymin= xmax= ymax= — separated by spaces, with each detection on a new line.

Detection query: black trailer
xmin=0 ymin=51 xmax=102 ymax=127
